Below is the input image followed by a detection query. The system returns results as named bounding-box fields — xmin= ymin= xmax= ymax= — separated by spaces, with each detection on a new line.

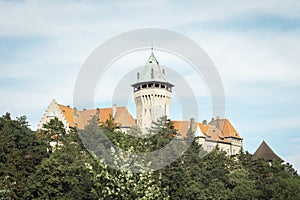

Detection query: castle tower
xmin=131 ymin=50 xmax=174 ymax=130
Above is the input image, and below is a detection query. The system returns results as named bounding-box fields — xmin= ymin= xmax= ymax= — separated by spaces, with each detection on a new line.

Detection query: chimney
xmin=112 ymin=104 xmax=117 ymax=118
xmin=137 ymin=72 xmax=140 ymax=80
xmin=162 ymin=69 xmax=165 ymax=75
xmin=202 ymin=120 xmax=207 ymax=125
xmin=96 ymin=108 xmax=100 ymax=119
xmin=216 ymin=116 xmax=220 ymax=130
xmin=189 ymin=118 xmax=195 ymax=131
xmin=209 ymin=118 xmax=215 ymax=125
xmin=73 ymin=107 xmax=77 ymax=117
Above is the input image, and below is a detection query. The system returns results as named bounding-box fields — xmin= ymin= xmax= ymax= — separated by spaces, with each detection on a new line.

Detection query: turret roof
xmin=133 ymin=51 xmax=172 ymax=85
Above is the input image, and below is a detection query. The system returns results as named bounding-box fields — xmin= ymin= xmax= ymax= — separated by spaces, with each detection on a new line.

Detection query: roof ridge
xmin=253 ymin=141 xmax=282 ymax=161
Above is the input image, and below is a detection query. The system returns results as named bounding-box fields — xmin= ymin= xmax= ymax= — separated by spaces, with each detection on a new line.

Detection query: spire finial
xmin=151 ymin=43 xmax=153 ymax=52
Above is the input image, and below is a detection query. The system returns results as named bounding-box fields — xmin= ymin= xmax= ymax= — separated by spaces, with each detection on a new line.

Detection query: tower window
xmin=142 ymin=84 xmax=147 ymax=88
xmin=161 ymin=85 xmax=165 ymax=88
xmin=155 ymin=84 xmax=159 ymax=88
xmin=151 ymin=68 xmax=154 ymax=79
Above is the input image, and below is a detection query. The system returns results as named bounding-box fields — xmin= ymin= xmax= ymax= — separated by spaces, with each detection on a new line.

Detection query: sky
xmin=0 ymin=0 xmax=300 ymax=171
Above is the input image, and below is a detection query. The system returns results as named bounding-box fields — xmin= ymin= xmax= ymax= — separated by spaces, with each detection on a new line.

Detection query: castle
xmin=38 ymin=51 xmax=243 ymax=156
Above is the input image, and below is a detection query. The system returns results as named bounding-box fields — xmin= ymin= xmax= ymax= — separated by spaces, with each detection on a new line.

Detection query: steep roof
xmin=57 ymin=104 xmax=136 ymax=130
xmin=172 ymin=119 xmax=237 ymax=143
xmin=253 ymin=141 xmax=282 ymax=161
xmin=114 ymin=107 xmax=136 ymax=127
xmin=132 ymin=51 xmax=173 ymax=87
xmin=209 ymin=118 xmax=241 ymax=139
xmin=173 ymin=120 xmax=194 ymax=138
xmin=199 ymin=123 xmax=229 ymax=143
xmin=57 ymin=104 xmax=76 ymax=127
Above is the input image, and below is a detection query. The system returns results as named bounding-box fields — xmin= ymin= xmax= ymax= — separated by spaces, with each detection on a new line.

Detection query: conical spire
xmin=136 ymin=51 xmax=168 ymax=84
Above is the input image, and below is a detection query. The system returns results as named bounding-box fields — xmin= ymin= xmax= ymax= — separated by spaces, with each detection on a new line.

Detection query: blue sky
xmin=1 ymin=0 xmax=300 ymax=171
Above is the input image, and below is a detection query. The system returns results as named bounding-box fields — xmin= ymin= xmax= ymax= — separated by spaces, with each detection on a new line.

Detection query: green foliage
xmin=201 ymin=178 xmax=230 ymax=200
xmin=229 ymin=168 xmax=261 ymax=200
xmin=1 ymin=112 xmax=300 ymax=199
xmin=86 ymin=115 xmax=177 ymax=154
xmin=100 ymin=114 xmax=119 ymax=132
xmin=26 ymin=145 xmax=95 ymax=200
xmin=42 ymin=117 xmax=67 ymax=152
xmin=90 ymin=148 xmax=169 ymax=199
xmin=0 ymin=113 xmax=48 ymax=199
xmin=159 ymin=140 xmax=205 ymax=199
xmin=270 ymin=177 xmax=300 ymax=200
xmin=150 ymin=116 xmax=177 ymax=136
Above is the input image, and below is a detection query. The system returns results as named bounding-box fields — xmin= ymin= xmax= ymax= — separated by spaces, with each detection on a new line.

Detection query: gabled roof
xmin=199 ymin=123 xmax=229 ymax=143
xmin=253 ymin=141 xmax=283 ymax=161
xmin=57 ymin=104 xmax=76 ymax=127
xmin=209 ymin=118 xmax=241 ymax=139
xmin=173 ymin=120 xmax=194 ymax=138
xmin=114 ymin=107 xmax=136 ymax=127
xmin=172 ymin=119 xmax=239 ymax=143
xmin=132 ymin=51 xmax=173 ymax=87
xmin=57 ymin=104 xmax=136 ymax=130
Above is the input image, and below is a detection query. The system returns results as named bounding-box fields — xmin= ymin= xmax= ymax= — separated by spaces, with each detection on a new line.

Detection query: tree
xmin=90 ymin=148 xmax=169 ymax=199
xmin=200 ymin=178 xmax=230 ymax=200
xmin=26 ymin=145 xmax=95 ymax=200
xmin=150 ymin=116 xmax=177 ymax=137
xmin=270 ymin=177 xmax=300 ymax=200
xmin=0 ymin=113 xmax=48 ymax=199
xmin=158 ymin=139 xmax=205 ymax=199
xmin=229 ymin=168 xmax=261 ymax=200
xmin=284 ymin=162 xmax=298 ymax=176
xmin=100 ymin=114 xmax=119 ymax=132
xmin=79 ymin=117 xmax=170 ymax=199
xmin=42 ymin=117 xmax=66 ymax=151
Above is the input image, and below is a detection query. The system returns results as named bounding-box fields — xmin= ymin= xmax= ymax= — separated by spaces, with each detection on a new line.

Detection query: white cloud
xmin=0 ymin=1 xmax=300 ymax=160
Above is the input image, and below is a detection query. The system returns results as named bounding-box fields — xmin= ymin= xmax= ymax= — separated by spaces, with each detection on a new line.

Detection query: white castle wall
xmin=134 ymin=86 xmax=172 ymax=129
xmin=37 ymin=99 xmax=70 ymax=131
xmin=196 ymin=137 xmax=243 ymax=156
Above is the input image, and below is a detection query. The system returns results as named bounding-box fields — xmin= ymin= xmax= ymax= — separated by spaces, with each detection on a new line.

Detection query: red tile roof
xmin=57 ymin=104 xmax=135 ymax=130
xmin=173 ymin=118 xmax=239 ymax=143
xmin=209 ymin=118 xmax=241 ymax=139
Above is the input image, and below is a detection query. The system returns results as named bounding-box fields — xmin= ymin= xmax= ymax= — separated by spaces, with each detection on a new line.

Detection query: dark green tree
xmin=0 ymin=113 xmax=48 ymax=199
xmin=270 ymin=176 xmax=300 ymax=200
xmin=26 ymin=144 xmax=96 ymax=200
xmin=229 ymin=168 xmax=261 ymax=200
xmin=42 ymin=117 xmax=66 ymax=151
xmin=159 ymin=139 xmax=205 ymax=199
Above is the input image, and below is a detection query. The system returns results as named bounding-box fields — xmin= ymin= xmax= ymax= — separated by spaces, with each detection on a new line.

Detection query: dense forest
xmin=0 ymin=113 xmax=300 ymax=199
